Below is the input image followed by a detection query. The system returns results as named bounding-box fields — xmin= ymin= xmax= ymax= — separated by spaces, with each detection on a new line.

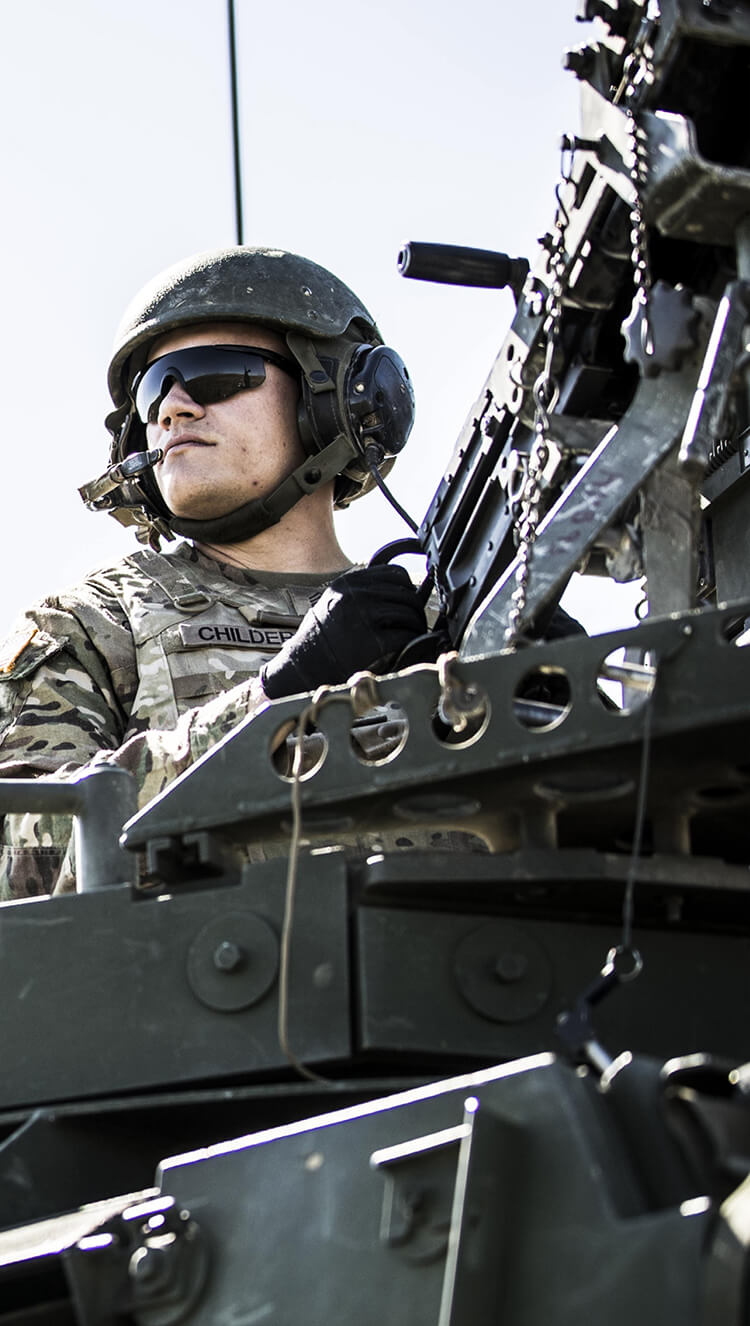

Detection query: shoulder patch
xmin=0 ymin=626 xmax=39 ymax=675
xmin=0 ymin=628 xmax=63 ymax=679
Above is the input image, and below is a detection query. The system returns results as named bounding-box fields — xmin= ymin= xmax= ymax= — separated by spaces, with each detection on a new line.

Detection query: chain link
xmin=626 ymin=111 xmax=652 ymax=344
xmin=505 ymin=146 xmax=572 ymax=646
xmin=621 ymin=16 xmax=657 ymax=355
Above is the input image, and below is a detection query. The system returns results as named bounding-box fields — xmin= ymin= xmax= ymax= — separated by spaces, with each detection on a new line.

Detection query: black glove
xmin=261 ymin=565 xmax=428 ymax=699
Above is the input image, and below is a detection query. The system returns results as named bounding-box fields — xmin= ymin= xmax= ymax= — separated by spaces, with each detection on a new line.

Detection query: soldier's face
xmin=144 ymin=322 xmax=303 ymax=520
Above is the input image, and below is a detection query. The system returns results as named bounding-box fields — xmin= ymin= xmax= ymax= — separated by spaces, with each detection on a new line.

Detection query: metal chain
xmin=505 ymin=442 xmax=546 ymax=646
xmin=626 ymin=110 xmax=653 ymax=355
xmin=506 ymin=146 xmax=572 ymax=646
xmin=621 ymin=17 xmax=657 ymax=357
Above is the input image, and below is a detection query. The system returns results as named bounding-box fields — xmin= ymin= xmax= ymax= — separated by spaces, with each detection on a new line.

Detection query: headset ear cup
xmin=345 ymin=345 xmax=415 ymax=458
xmin=331 ymin=346 xmax=414 ymax=509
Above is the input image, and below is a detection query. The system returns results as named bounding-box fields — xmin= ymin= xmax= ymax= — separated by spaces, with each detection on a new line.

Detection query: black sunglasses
xmin=130 ymin=344 xmax=299 ymax=425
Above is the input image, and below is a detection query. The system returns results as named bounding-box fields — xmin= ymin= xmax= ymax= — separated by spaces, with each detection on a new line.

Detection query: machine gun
xmin=405 ymin=0 xmax=750 ymax=651
xmin=2 ymin=2 xmax=750 ymax=1322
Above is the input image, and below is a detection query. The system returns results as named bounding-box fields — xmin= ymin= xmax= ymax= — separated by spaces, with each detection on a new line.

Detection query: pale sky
xmin=0 ymin=1 xmax=638 ymax=634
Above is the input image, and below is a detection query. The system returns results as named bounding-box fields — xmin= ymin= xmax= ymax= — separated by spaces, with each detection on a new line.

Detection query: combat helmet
xmin=83 ymin=246 xmax=415 ymax=546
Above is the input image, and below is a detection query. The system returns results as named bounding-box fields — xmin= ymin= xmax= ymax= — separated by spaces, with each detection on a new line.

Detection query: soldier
xmin=0 ymin=247 xmax=429 ymax=899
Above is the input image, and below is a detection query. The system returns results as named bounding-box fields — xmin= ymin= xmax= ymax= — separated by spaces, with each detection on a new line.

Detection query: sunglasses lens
xmin=133 ymin=347 xmax=270 ymax=424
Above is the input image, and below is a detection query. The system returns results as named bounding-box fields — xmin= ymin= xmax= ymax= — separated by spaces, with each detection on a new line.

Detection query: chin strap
xmin=167 ymin=433 xmax=356 ymax=543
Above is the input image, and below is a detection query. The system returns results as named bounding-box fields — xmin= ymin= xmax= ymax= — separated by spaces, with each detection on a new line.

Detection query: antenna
xmin=227 ymin=0 xmax=244 ymax=245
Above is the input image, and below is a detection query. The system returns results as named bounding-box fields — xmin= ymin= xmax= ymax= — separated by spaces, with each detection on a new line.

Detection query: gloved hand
xmin=261 ymin=565 xmax=428 ymax=699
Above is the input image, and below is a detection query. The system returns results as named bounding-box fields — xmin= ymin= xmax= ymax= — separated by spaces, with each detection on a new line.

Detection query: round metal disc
xmin=454 ymin=922 xmax=552 ymax=1024
xmin=187 ymin=911 xmax=279 ymax=1012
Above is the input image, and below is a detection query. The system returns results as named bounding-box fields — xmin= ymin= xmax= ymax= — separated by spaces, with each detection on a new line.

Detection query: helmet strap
xmin=285 ymin=332 xmax=338 ymax=393
xmin=167 ymin=433 xmax=355 ymax=544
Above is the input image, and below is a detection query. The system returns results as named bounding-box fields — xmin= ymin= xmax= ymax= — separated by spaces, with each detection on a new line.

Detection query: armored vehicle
xmin=1 ymin=1 xmax=749 ymax=1321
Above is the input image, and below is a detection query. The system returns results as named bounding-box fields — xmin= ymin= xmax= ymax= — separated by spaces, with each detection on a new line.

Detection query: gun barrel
xmin=398 ymin=241 xmax=528 ymax=291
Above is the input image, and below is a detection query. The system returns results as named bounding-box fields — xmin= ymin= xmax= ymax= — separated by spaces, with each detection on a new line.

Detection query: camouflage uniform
xmin=0 ymin=542 xmax=369 ymax=900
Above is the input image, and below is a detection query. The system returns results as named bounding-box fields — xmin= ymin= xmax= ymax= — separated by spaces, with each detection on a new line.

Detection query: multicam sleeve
xmin=0 ymin=606 xmax=128 ymax=900
xmin=88 ymin=676 xmax=269 ymax=803
xmin=0 ymin=607 xmax=270 ymax=899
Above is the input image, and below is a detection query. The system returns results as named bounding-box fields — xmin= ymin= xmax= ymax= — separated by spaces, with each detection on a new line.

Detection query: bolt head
xmin=213 ymin=940 xmax=243 ymax=973
xmin=493 ymin=951 xmax=528 ymax=983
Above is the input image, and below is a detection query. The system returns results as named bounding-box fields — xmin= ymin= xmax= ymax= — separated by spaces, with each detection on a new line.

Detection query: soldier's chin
xmin=161 ymin=488 xmax=242 ymax=522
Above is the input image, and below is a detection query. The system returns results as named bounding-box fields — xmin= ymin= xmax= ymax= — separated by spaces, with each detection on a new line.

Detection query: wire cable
xmin=277 ymin=695 xmax=332 ymax=1084
xmin=364 ymin=447 xmax=420 ymax=534
xmin=277 ymin=677 xmax=383 ymax=1085
xmin=621 ymin=683 xmax=655 ymax=958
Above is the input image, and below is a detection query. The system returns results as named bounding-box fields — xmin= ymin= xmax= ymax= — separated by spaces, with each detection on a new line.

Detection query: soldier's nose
xmin=157 ymin=380 xmax=206 ymax=429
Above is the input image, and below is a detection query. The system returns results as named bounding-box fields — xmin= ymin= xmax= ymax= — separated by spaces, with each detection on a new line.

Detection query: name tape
xmin=179 ymin=622 xmax=295 ymax=651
